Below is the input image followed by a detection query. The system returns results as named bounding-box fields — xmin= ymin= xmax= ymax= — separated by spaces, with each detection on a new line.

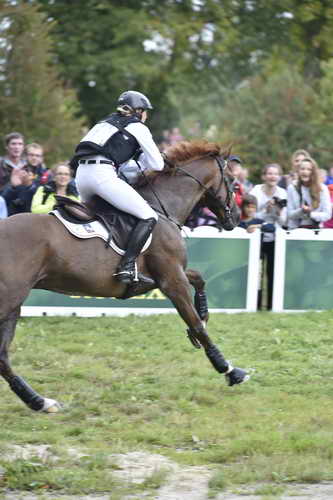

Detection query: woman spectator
xmin=279 ymin=148 xmax=310 ymax=189
xmin=31 ymin=163 xmax=79 ymax=214
xmin=287 ymin=157 xmax=331 ymax=229
xmin=250 ymin=164 xmax=287 ymax=310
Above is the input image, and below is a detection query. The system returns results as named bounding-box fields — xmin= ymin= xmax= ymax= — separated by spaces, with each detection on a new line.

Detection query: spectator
xmin=237 ymin=166 xmax=253 ymax=193
xmin=287 ymin=157 xmax=331 ymax=229
xmin=31 ymin=163 xmax=79 ymax=214
xmin=250 ymin=163 xmax=287 ymax=310
xmin=323 ymin=184 xmax=333 ymax=229
xmin=184 ymin=203 xmax=219 ymax=229
xmin=0 ymin=196 xmax=8 ymax=218
xmin=0 ymin=132 xmax=26 ymax=193
xmin=168 ymin=127 xmax=184 ymax=144
xmin=26 ymin=143 xmax=52 ymax=185
xmin=158 ymin=129 xmax=171 ymax=152
xmin=228 ymin=155 xmax=244 ymax=207
xmin=2 ymin=165 xmax=38 ymax=216
xmin=279 ymin=148 xmax=311 ymax=189
xmin=324 ymin=166 xmax=333 ymax=185
xmin=238 ymin=194 xmax=275 ymax=234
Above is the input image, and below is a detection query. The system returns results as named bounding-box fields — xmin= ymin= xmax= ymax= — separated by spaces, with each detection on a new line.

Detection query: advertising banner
xmin=273 ymin=228 xmax=333 ymax=311
xmin=22 ymin=227 xmax=261 ymax=316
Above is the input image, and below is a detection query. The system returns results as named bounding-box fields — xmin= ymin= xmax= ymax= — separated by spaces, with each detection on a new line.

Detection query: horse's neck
xmin=139 ymin=166 xmax=210 ymax=225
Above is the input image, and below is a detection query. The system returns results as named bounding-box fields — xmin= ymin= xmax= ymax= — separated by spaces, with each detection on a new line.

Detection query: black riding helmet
xmin=118 ymin=90 xmax=153 ymax=111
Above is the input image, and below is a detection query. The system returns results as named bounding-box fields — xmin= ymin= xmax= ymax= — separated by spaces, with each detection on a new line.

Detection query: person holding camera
xmin=287 ymin=157 xmax=331 ymax=230
xmin=31 ymin=163 xmax=79 ymax=214
xmin=250 ymin=163 xmax=287 ymax=310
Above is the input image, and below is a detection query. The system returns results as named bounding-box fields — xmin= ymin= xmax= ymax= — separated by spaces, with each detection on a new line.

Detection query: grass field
xmin=1 ymin=311 xmax=333 ymax=498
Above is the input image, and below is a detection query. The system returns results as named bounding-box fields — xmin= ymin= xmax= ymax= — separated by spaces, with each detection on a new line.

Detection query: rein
xmin=135 ymin=159 xmax=182 ymax=229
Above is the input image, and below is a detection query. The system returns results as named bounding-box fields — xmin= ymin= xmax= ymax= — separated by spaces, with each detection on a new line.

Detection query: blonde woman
xmin=287 ymin=157 xmax=331 ymax=229
xmin=31 ymin=163 xmax=79 ymax=214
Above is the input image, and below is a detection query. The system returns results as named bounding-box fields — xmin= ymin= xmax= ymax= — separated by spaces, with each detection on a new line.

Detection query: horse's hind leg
xmin=0 ymin=307 xmax=60 ymax=413
xmin=185 ymin=268 xmax=209 ymax=324
xmin=160 ymin=268 xmax=249 ymax=386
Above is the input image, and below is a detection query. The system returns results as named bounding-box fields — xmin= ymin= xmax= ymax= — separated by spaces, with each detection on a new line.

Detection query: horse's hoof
xmin=225 ymin=367 xmax=250 ymax=386
xmin=41 ymin=398 xmax=62 ymax=413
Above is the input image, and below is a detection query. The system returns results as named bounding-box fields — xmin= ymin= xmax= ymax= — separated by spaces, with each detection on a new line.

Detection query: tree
xmin=210 ymin=66 xmax=318 ymax=179
xmin=0 ymin=1 xmax=84 ymax=163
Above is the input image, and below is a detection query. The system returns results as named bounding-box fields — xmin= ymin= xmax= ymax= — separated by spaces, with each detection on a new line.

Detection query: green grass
xmin=1 ymin=311 xmax=333 ymax=497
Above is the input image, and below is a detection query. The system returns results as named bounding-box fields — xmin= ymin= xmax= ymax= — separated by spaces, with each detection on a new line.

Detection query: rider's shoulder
xmin=126 ymin=120 xmax=150 ymax=134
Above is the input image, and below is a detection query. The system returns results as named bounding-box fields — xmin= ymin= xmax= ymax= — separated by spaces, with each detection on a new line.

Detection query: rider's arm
xmin=126 ymin=122 xmax=164 ymax=172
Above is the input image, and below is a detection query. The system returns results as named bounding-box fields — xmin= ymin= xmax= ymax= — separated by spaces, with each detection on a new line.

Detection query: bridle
xmin=175 ymin=155 xmax=235 ymax=226
xmin=136 ymin=154 xmax=235 ymax=229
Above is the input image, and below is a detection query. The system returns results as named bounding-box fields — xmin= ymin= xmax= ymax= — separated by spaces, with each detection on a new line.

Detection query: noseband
xmin=176 ymin=156 xmax=235 ymax=224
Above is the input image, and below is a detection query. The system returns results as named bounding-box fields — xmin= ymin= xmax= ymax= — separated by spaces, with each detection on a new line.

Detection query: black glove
xmin=43 ymin=184 xmax=53 ymax=194
xmin=133 ymin=149 xmax=143 ymax=161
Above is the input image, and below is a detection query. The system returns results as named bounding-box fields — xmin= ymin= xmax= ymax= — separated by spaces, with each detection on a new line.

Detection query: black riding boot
xmin=113 ymin=217 xmax=157 ymax=285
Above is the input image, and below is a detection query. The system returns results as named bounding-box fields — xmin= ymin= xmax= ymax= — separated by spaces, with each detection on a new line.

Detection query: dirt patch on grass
xmin=2 ymin=446 xmax=333 ymax=499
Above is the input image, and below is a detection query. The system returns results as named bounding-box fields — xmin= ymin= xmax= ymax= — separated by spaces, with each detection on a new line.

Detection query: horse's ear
xmin=220 ymin=143 xmax=233 ymax=160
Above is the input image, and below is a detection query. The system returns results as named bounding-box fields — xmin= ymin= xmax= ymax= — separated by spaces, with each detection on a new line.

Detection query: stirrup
xmin=113 ymin=263 xmax=154 ymax=286
xmin=113 ymin=262 xmax=138 ymax=284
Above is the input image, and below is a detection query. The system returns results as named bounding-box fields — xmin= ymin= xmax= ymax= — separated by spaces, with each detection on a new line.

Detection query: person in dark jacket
xmin=26 ymin=143 xmax=52 ymax=186
xmin=2 ymin=165 xmax=38 ymax=216
xmin=0 ymin=132 xmax=26 ymax=194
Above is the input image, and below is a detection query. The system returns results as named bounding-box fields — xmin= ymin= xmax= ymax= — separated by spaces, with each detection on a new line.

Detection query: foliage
xmin=1 ymin=1 xmax=333 ymax=169
xmin=0 ymin=2 xmax=84 ymax=164
xmin=196 ymin=65 xmax=318 ymax=180
xmin=1 ymin=312 xmax=333 ymax=496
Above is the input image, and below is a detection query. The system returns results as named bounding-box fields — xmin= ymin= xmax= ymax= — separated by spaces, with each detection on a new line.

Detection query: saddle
xmin=53 ymin=195 xmax=141 ymax=251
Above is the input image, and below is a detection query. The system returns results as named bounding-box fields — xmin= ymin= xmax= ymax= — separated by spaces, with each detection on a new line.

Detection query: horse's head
xmin=202 ymin=155 xmax=240 ymax=231
xmin=162 ymin=140 xmax=240 ymax=230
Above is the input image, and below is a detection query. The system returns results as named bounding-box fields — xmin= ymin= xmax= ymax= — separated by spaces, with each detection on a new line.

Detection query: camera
xmin=272 ymin=196 xmax=287 ymax=208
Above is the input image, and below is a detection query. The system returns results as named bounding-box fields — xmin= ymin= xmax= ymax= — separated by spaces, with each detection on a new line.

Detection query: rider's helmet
xmin=117 ymin=91 xmax=153 ymax=111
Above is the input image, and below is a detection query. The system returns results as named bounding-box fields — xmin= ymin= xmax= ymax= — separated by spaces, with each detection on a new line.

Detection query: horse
xmin=0 ymin=140 xmax=249 ymax=413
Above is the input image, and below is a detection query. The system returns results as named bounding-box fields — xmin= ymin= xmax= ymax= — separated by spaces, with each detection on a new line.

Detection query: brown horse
xmin=0 ymin=140 xmax=249 ymax=413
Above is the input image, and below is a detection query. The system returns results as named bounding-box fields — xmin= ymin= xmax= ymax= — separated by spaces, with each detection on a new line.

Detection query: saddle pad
xmin=50 ymin=210 xmax=152 ymax=256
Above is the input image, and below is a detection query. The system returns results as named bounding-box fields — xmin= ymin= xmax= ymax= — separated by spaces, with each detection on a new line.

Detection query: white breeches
xmin=76 ymin=163 xmax=158 ymax=221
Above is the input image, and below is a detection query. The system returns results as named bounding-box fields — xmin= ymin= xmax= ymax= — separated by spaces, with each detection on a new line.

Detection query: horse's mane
xmin=165 ymin=140 xmax=225 ymax=164
xmin=137 ymin=140 xmax=231 ymax=187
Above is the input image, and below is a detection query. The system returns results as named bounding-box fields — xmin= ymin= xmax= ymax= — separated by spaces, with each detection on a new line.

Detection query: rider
xmin=71 ymin=90 xmax=164 ymax=285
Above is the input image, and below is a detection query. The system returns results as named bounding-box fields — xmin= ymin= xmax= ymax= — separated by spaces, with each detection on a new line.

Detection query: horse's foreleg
xmin=185 ymin=268 xmax=209 ymax=324
xmin=0 ymin=307 xmax=60 ymax=413
xmin=160 ymin=271 xmax=249 ymax=386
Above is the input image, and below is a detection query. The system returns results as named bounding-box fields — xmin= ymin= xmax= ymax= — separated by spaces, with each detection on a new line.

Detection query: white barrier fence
xmin=21 ymin=226 xmax=333 ymax=316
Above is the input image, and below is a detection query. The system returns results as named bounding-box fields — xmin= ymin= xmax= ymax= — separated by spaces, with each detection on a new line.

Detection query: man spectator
xmin=26 ymin=142 xmax=51 ymax=185
xmin=2 ymin=165 xmax=38 ymax=216
xmin=0 ymin=132 xmax=26 ymax=194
